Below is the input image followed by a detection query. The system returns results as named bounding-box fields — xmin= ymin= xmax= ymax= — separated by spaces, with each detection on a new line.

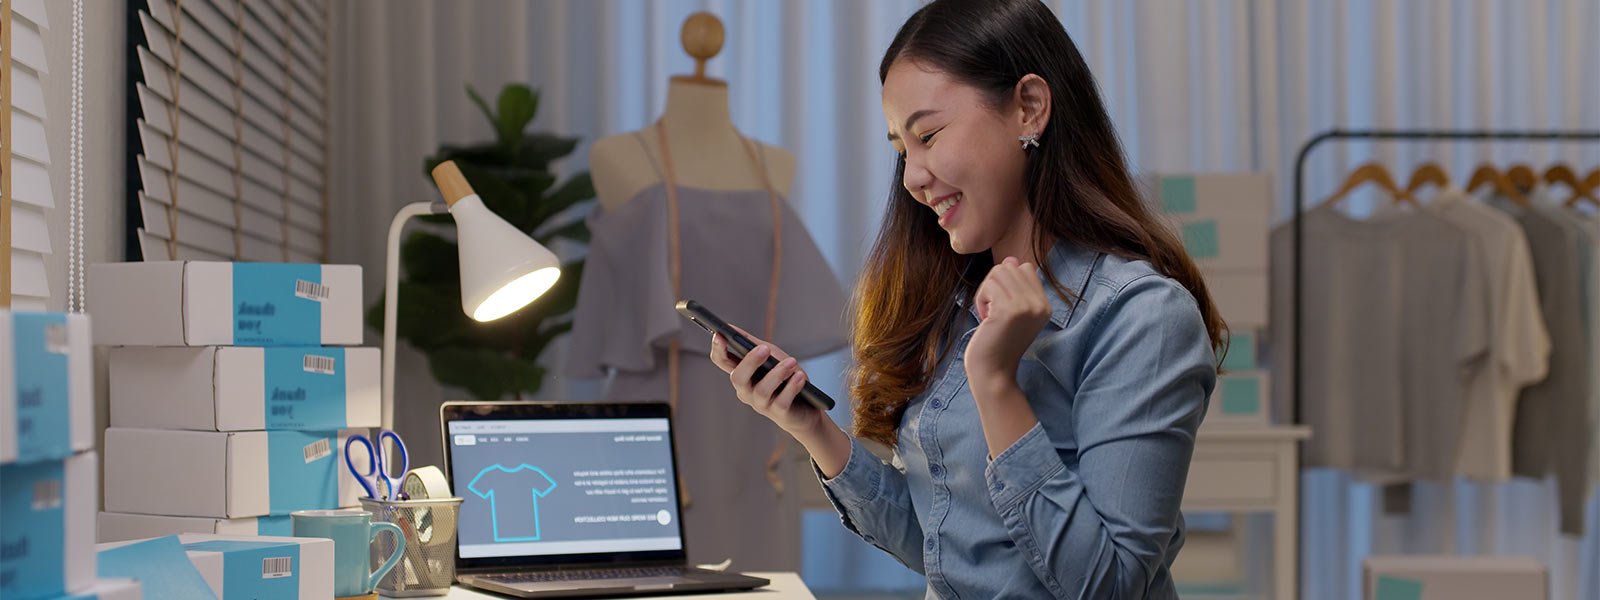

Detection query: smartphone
xmin=675 ymin=299 xmax=837 ymax=411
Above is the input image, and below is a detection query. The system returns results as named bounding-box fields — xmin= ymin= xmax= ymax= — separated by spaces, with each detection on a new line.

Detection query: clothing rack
xmin=1289 ymin=128 xmax=1600 ymax=425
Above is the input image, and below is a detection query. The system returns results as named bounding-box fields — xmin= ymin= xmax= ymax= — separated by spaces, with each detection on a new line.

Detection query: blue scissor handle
xmin=344 ymin=435 xmax=381 ymax=500
xmin=374 ymin=430 xmax=409 ymax=497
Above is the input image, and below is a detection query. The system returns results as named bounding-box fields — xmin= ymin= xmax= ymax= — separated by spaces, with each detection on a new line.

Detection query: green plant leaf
xmin=496 ymin=85 xmax=539 ymax=150
xmin=529 ymin=174 xmax=596 ymax=228
xmin=427 ymin=346 xmax=546 ymax=401
xmin=536 ymin=218 xmax=590 ymax=246
xmin=400 ymin=231 xmax=461 ymax=284
xmin=513 ymin=134 xmax=580 ymax=171
xmin=465 ymin=85 xmax=497 ymax=132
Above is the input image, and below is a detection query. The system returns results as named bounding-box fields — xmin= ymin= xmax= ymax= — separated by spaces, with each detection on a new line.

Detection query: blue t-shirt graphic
xmin=468 ymin=464 xmax=558 ymax=542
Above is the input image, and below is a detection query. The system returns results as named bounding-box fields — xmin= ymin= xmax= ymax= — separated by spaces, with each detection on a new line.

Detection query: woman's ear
xmin=1014 ymin=74 xmax=1051 ymax=136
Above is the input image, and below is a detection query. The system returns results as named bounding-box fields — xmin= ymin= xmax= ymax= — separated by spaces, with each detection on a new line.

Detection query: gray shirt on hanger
xmin=1270 ymin=205 xmax=1489 ymax=480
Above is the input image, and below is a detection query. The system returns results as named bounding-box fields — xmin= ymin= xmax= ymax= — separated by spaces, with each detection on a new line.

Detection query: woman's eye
xmin=919 ymin=130 xmax=937 ymax=144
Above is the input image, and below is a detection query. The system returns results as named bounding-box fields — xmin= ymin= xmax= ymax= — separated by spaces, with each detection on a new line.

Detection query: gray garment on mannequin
xmin=566 ymin=181 xmax=849 ymax=570
xmin=1495 ymin=199 xmax=1593 ymax=535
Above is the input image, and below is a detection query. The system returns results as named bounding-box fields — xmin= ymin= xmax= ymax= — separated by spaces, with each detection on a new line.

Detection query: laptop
xmin=441 ymin=401 xmax=771 ymax=598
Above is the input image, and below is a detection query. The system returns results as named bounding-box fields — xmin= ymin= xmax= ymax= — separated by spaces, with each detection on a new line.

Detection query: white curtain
xmin=329 ymin=1 xmax=1600 ymax=598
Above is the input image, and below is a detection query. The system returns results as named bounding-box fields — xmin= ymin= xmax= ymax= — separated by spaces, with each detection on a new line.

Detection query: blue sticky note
xmin=1374 ymin=575 xmax=1424 ymax=600
xmin=1220 ymin=331 xmax=1255 ymax=370
xmin=1220 ymin=377 xmax=1261 ymax=416
xmin=1181 ymin=221 xmax=1220 ymax=259
xmin=98 ymin=535 xmax=219 ymax=600
xmin=1160 ymin=176 xmax=1197 ymax=214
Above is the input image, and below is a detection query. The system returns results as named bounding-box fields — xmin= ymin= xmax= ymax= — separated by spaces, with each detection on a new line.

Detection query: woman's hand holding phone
xmin=707 ymin=325 xmax=854 ymax=478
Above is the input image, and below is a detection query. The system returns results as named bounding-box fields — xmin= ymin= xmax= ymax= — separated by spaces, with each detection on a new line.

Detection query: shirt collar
xmin=961 ymin=240 xmax=1102 ymax=329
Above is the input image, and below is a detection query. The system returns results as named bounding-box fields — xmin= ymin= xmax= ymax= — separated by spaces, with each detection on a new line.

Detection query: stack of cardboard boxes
xmin=87 ymin=261 xmax=380 ymax=541
xmin=1145 ymin=174 xmax=1273 ymax=427
xmin=1 ymin=310 xmax=141 ymax=600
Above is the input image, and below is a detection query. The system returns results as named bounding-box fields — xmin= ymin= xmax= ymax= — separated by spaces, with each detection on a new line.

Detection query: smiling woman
xmin=706 ymin=0 xmax=1228 ymax=598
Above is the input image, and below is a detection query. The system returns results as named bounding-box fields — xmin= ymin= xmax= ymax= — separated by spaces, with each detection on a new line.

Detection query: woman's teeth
xmin=935 ymin=194 xmax=961 ymax=217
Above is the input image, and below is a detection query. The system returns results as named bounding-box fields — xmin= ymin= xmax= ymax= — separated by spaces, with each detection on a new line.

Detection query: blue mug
xmin=292 ymin=509 xmax=405 ymax=597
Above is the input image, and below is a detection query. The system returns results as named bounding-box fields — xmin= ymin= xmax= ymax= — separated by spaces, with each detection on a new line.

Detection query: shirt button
xmin=925 ymin=539 xmax=935 ymax=551
xmin=995 ymin=481 xmax=1006 ymax=492
xmin=863 ymin=535 xmax=875 ymax=544
xmin=930 ymin=398 xmax=943 ymax=409
xmin=929 ymin=464 xmax=942 ymax=476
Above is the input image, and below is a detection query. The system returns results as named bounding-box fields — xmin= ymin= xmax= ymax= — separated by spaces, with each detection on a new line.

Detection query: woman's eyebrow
xmin=886 ymin=109 xmax=942 ymax=141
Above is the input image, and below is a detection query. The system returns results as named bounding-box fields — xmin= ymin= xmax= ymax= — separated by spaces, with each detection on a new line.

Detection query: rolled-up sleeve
xmin=815 ymin=436 xmax=926 ymax=573
xmin=984 ymin=274 xmax=1215 ymax=599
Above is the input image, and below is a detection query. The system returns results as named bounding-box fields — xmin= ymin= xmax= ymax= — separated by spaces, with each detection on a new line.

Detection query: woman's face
xmin=882 ymin=59 xmax=1035 ymax=257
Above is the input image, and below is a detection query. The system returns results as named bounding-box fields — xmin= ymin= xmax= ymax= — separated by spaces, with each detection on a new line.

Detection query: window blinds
xmin=133 ymin=0 xmax=328 ymax=262
xmin=5 ymin=0 xmax=54 ymax=310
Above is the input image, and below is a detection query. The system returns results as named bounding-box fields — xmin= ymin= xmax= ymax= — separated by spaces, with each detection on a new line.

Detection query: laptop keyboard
xmin=486 ymin=566 xmax=691 ymax=584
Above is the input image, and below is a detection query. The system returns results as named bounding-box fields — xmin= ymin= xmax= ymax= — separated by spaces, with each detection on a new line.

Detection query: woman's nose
xmin=902 ymin=156 xmax=933 ymax=195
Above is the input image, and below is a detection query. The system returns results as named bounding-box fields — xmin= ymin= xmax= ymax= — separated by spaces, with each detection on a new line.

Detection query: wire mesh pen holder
xmin=360 ymin=496 xmax=464 ymax=597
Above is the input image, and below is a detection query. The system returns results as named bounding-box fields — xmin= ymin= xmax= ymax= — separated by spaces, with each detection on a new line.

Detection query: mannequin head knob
xmin=681 ymin=12 xmax=724 ymax=77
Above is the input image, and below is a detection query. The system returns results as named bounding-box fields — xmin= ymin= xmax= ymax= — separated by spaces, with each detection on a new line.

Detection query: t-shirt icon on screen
xmin=468 ymin=464 xmax=558 ymax=542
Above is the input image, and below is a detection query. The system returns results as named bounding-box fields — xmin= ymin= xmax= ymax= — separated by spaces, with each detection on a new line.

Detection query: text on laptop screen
xmin=447 ymin=418 xmax=683 ymax=559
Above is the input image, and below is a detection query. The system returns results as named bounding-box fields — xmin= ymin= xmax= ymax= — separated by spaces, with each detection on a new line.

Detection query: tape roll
xmin=402 ymin=465 xmax=451 ymax=500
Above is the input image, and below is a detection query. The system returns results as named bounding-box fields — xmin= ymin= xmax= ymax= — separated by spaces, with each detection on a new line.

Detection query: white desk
xmin=383 ymin=572 xmax=815 ymax=599
xmin=1182 ymin=426 xmax=1310 ymax=600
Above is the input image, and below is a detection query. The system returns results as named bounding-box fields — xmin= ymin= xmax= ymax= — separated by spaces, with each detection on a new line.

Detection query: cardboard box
xmin=0 ymin=312 xmax=94 ymax=465
xmin=97 ymin=513 xmax=293 ymax=543
xmin=1363 ymin=556 xmax=1546 ymax=600
xmin=88 ymin=261 xmax=363 ymax=347
xmin=0 ymin=452 xmax=97 ymax=600
xmin=1144 ymin=173 xmax=1273 ymax=220
xmin=1205 ymin=370 xmax=1271 ymax=427
xmin=1145 ymin=173 xmax=1272 ymax=272
xmin=1200 ymin=269 xmax=1267 ymax=330
xmin=41 ymin=579 xmax=141 ymax=600
xmin=98 ymin=534 xmax=333 ymax=600
xmin=110 ymin=346 xmax=379 ymax=431
xmin=104 ymin=429 xmax=363 ymax=519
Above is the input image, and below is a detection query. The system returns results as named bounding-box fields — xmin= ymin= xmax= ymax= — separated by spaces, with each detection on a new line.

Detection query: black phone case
xmin=675 ymin=300 xmax=837 ymax=411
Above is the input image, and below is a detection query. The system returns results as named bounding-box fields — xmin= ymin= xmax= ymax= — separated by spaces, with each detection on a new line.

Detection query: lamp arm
xmin=383 ymin=201 xmax=449 ymax=429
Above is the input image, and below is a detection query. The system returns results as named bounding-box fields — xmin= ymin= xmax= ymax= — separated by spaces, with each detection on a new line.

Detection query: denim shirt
xmin=818 ymin=242 xmax=1217 ymax=600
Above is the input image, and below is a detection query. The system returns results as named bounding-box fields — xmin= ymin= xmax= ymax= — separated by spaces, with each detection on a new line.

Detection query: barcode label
xmin=294 ymin=280 xmax=330 ymax=301
xmin=45 ymin=323 xmax=69 ymax=354
xmin=302 ymin=354 xmax=336 ymax=374
xmin=32 ymin=479 xmax=62 ymax=510
xmin=262 ymin=557 xmax=293 ymax=579
xmin=303 ymin=438 xmax=332 ymax=463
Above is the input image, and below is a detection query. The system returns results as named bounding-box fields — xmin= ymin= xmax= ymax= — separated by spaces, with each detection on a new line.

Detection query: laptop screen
xmin=444 ymin=404 xmax=686 ymax=564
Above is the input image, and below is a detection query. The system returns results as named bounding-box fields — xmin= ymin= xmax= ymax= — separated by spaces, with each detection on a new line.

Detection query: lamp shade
xmin=432 ymin=161 xmax=561 ymax=322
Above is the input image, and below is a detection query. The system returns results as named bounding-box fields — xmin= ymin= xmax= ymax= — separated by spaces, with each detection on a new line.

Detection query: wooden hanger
xmin=1557 ymin=164 xmax=1599 ymax=208
xmin=1404 ymin=162 xmax=1451 ymax=198
xmin=1505 ymin=164 xmax=1538 ymax=191
xmin=1321 ymin=162 xmax=1410 ymax=208
xmin=1466 ymin=164 xmax=1526 ymax=205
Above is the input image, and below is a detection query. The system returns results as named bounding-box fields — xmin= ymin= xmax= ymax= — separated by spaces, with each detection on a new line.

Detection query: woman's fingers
xmin=728 ymin=345 xmax=771 ymax=398
xmin=729 ymin=323 xmax=792 ymax=361
xmin=750 ymin=357 xmax=799 ymax=407
xmin=708 ymin=334 xmax=738 ymax=372
xmin=771 ymin=369 xmax=807 ymax=413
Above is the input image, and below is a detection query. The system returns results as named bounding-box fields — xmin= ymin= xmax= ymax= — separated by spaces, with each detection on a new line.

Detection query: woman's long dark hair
xmin=849 ymin=0 xmax=1228 ymax=447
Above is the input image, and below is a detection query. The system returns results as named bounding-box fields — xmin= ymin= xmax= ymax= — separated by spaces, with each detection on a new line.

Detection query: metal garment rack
xmin=1290 ymin=128 xmax=1600 ymax=425
xmin=1287 ymin=128 xmax=1600 ymax=595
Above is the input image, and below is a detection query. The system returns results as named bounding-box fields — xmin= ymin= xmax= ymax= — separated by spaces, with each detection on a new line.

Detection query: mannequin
xmin=589 ymin=13 xmax=795 ymax=206
xmin=568 ymin=13 xmax=847 ymax=572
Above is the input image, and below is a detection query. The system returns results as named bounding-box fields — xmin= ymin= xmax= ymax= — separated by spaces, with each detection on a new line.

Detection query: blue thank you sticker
xmin=263 ymin=348 xmax=347 ymax=430
xmin=0 ymin=461 xmax=67 ymax=598
xmin=12 ymin=313 xmax=71 ymax=462
xmin=232 ymin=263 xmax=323 ymax=346
xmin=267 ymin=431 xmax=341 ymax=515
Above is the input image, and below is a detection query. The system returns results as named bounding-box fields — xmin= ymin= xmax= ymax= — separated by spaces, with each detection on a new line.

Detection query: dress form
xmin=589 ymin=14 xmax=795 ymax=210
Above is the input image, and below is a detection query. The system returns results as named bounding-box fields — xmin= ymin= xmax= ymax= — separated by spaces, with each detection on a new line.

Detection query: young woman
xmin=709 ymin=1 xmax=1226 ymax=597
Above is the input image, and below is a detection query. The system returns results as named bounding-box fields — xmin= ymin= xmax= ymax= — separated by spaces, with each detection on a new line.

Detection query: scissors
xmin=345 ymin=430 xmax=409 ymax=500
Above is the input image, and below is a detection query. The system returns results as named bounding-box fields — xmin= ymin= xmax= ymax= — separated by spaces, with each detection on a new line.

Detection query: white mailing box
xmin=110 ymin=346 xmax=379 ymax=431
xmin=88 ymin=261 xmax=363 ymax=346
xmin=104 ymin=429 xmax=364 ymax=519
xmin=97 ymin=534 xmax=333 ymax=600
xmin=0 ymin=312 xmax=94 ymax=465
xmin=0 ymin=452 xmax=97 ymax=600
xmin=97 ymin=513 xmax=293 ymax=543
